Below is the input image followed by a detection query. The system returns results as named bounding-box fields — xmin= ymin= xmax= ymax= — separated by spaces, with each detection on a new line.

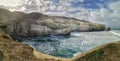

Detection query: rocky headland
xmin=0 ymin=8 xmax=109 ymax=39
xmin=0 ymin=8 xmax=118 ymax=61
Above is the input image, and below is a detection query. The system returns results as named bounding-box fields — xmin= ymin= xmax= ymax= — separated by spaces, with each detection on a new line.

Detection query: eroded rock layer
xmin=0 ymin=31 xmax=70 ymax=61
xmin=0 ymin=8 xmax=107 ymax=38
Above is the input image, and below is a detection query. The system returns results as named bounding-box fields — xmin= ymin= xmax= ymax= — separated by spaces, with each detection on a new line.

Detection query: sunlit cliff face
xmin=0 ymin=0 xmax=120 ymax=29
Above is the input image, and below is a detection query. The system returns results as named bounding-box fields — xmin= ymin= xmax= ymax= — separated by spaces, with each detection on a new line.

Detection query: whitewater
xmin=109 ymin=31 xmax=120 ymax=37
xmin=23 ymin=30 xmax=120 ymax=58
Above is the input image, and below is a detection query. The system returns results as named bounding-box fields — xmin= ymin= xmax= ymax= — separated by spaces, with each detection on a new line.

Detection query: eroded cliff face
xmin=1 ymin=8 xmax=118 ymax=61
xmin=0 ymin=31 xmax=70 ymax=61
xmin=0 ymin=8 xmax=106 ymax=38
xmin=0 ymin=31 xmax=34 ymax=61
xmin=0 ymin=31 xmax=120 ymax=61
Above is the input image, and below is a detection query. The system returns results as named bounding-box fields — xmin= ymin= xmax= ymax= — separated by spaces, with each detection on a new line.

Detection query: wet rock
xmin=105 ymin=27 xmax=111 ymax=31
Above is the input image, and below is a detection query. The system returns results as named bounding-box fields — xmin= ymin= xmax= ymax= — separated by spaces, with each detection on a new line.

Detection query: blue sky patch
xmin=71 ymin=0 xmax=119 ymax=9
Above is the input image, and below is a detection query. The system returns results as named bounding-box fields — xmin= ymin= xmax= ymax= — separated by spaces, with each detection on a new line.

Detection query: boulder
xmin=105 ymin=27 xmax=111 ymax=31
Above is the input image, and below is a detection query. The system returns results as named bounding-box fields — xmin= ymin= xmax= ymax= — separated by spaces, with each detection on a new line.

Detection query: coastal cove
xmin=0 ymin=8 xmax=120 ymax=61
xmin=22 ymin=30 xmax=120 ymax=58
xmin=0 ymin=30 xmax=120 ymax=61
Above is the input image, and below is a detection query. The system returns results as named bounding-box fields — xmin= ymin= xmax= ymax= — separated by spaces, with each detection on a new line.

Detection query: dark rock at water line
xmin=105 ymin=27 xmax=111 ymax=31
xmin=0 ymin=51 xmax=3 ymax=61
xmin=21 ymin=36 xmax=67 ymax=42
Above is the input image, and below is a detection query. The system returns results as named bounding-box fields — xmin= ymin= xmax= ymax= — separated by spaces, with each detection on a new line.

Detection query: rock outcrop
xmin=0 ymin=8 xmax=107 ymax=38
xmin=0 ymin=31 xmax=70 ymax=61
xmin=0 ymin=8 xmax=119 ymax=61
xmin=0 ymin=31 xmax=34 ymax=61
xmin=71 ymin=41 xmax=120 ymax=61
xmin=0 ymin=31 xmax=120 ymax=61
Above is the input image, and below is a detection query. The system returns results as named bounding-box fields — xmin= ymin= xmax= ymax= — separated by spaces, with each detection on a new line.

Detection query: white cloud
xmin=109 ymin=1 xmax=120 ymax=11
xmin=0 ymin=0 xmax=21 ymax=6
xmin=0 ymin=0 xmax=120 ymax=29
xmin=109 ymin=1 xmax=120 ymax=19
xmin=87 ymin=1 xmax=120 ymax=28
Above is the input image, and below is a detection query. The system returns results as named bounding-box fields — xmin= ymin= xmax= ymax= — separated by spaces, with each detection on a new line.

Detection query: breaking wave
xmin=23 ymin=31 xmax=120 ymax=58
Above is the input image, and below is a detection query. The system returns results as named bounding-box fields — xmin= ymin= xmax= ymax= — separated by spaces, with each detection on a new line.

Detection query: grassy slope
xmin=71 ymin=41 xmax=120 ymax=61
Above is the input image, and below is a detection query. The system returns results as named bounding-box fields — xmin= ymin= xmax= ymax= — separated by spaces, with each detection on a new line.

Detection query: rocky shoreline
xmin=1 ymin=8 xmax=118 ymax=61
xmin=0 ymin=31 xmax=69 ymax=61
xmin=0 ymin=8 xmax=110 ymax=39
xmin=0 ymin=31 xmax=120 ymax=61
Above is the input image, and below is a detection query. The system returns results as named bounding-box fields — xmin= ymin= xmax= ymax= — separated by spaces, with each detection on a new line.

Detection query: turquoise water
xmin=23 ymin=30 xmax=120 ymax=58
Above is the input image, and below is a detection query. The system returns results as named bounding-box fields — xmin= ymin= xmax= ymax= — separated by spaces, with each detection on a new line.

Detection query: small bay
xmin=22 ymin=30 xmax=120 ymax=58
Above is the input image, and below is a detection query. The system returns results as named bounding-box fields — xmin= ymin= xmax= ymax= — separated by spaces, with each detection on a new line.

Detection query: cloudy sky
xmin=0 ymin=0 xmax=120 ymax=29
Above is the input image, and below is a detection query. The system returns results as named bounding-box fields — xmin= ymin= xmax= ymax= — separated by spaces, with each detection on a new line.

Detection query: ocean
xmin=23 ymin=30 xmax=120 ymax=58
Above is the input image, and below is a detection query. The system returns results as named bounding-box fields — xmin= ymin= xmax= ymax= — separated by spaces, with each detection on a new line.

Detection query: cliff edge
xmin=0 ymin=31 xmax=70 ymax=61
xmin=0 ymin=8 xmax=107 ymax=38
xmin=0 ymin=31 xmax=120 ymax=61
